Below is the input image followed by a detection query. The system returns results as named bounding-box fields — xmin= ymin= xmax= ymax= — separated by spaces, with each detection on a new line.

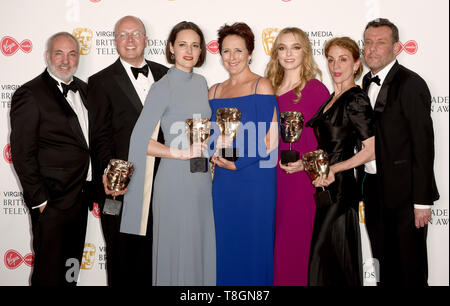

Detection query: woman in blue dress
xmin=209 ymin=23 xmax=279 ymax=285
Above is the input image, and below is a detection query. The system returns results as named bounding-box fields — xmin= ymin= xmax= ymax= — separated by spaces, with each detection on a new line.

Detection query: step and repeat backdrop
xmin=0 ymin=0 xmax=448 ymax=286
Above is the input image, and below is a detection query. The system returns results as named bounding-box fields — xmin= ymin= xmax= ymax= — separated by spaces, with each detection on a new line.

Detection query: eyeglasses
xmin=116 ymin=31 xmax=145 ymax=40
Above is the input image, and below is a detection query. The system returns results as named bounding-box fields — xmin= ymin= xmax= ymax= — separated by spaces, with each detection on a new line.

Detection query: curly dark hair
xmin=217 ymin=22 xmax=255 ymax=54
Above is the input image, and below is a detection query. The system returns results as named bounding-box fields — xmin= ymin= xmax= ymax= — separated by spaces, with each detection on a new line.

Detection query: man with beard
xmin=10 ymin=32 xmax=94 ymax=286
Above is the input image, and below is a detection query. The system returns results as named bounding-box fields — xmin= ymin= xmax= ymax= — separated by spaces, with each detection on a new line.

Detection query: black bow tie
xmin=131 ymin=65 xmax=149 ymax=79
xmin=368 ymin=75 xmax=381 ymax=86
xmin=61 ymin=82 xmax=78 ymax=97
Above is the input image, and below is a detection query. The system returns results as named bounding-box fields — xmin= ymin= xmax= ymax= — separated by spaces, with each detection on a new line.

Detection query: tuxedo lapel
xmin=373 ymin=61 xmax=400 ymax=113
xmin=147 ymin=60 xmax=165 ymax=82
xmin=42 ymin=70 xmax=88 ymax=150
xmin=112 ymin=59 xmax=143 ymax=113
xmin=75 ymin=77 xmax=88 ymax=109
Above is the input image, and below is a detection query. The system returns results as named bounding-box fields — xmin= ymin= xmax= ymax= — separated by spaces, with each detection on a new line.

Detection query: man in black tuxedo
xmin=88 ymin=16 xmax=168 ymax=286
xmin=361 ymin=18 xmax=439 ymax=286
xmin=10 ymin=32 xmax=94 ymax=286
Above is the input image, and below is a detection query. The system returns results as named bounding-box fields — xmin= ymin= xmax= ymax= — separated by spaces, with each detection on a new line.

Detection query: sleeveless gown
xmin=209 ymin=80 xmax=278 ymax=285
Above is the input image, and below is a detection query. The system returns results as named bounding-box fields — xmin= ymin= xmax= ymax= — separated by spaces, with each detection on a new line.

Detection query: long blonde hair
xmin=265 ymin=27 xmax=322 ymax=102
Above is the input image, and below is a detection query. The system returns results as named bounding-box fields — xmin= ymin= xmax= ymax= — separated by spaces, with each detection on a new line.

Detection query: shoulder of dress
xmin=255 ymin=77 xmax=275 ymax=95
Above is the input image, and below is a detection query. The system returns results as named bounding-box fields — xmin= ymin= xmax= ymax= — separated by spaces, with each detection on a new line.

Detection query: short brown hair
xmin=364 ymin=18 xmax=399 ymax=43
xmin=324 ymin=36 xmax=363 ymax=79
xmin=165 ymin=21 xmax=206 ymax=67
xmin=217 ymin=22 xmax=255 ymax=54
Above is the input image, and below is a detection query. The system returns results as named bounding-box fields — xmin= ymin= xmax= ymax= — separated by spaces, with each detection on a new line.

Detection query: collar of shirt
xmin=119 ymin=57 xmax=154 ymax=105
xmin=47 ymin=68 xmax=74 ymax=92
xmin=120 ymin=58 xmax=147 ymax=79
xmin=369 ymin=59 xmax=397 ymax=86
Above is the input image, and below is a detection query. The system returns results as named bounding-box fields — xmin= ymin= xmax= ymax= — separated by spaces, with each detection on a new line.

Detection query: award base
xmin=190 ymin=157 xmax=208 ymax=173
xmin=220 ymin=148 xmax=239 ymax=162
xmin=314 ymin=189 xmax=333 ymax=209
xmin=281 ymin=150 xmax=299 ymax=165
xmin=103 ymin=198 xmax=122 ymax=216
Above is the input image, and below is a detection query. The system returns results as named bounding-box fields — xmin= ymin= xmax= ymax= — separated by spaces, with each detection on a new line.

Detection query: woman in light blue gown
xmin=120 ymin=21 xmax=215 ymax=286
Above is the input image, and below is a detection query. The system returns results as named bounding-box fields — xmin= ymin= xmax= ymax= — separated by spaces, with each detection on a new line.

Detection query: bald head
xmin=113 ymin=15 xmax=148 ymax=66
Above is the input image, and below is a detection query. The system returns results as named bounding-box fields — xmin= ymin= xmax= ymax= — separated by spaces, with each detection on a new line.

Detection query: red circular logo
xmin=4 ymin=250 xmax=34 ymax=269
xmin=90 ymin=0 xmax=101 ymax=2
xmin=1 ymin=36 xmax=32 ymax=56
xmin=92 ymin=202 xmax=101 ymax=218
xmin=400 ymin=40 xmax=418 ymax=55
xmin=206 ymin=40 xmax=219 ymax=54
xmin=3 ymin=144 xmax=12 ymax=163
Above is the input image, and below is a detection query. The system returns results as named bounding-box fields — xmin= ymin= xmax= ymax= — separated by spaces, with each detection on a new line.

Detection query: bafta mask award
xmin=216 ymin=108 xmax=241 ymax=161
xmin=103 ymin=159 xmax=134 ymax=215
xmin=280 ymin=111 xmax=304 ymax=165
xmin=186 ymin=118 xmax=211 ymax=173
xmin=302 ymin=149 xmax=333 ymax=208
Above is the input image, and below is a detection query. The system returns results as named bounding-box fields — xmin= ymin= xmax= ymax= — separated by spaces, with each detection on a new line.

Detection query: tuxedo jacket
xmin=362 ymin=61 xmax=439 ymax=208
xmin=88 ymin=58 xmax=168 ymax=204
xmin=10 ymin=70 xmax=91 ymax=211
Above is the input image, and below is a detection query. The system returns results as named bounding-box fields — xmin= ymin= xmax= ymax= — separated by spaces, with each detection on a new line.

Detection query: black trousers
xmin=100 ymin=200 xmax=152 ymax=287
xmin=362 ymin=172 xmax=428 ymax=287
xmin=30 ymin=199 xmax=88 ymax=286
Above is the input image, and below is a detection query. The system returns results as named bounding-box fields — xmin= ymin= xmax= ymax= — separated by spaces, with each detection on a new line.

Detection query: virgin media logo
xmin=206 ymin=40 xmax=219 ymax=54
xmin=1 ymin=36 xmax=32 ymax=56
xmin=3 ymin=143 xmax=12 ymax=164
xmin=4 ymin=250 xmax=34 ymax=269
xmin=92 ymin=202 xmax=101 ymax=218
xmin=399 ymin=40 xmax=418 ymax=55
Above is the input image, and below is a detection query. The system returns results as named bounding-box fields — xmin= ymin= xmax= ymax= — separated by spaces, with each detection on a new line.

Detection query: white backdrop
xmin=0 ymin=0 xmax=448 ymax=286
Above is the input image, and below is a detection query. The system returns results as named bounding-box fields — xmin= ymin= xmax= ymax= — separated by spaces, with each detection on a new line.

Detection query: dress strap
xmin=254 ymin=77 xmax=262 ymax=94
xmin=213 ymin=83 xmax=221 ymax=99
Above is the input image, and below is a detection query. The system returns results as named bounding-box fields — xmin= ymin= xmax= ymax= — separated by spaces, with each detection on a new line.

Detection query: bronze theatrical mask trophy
xmin=216 ymin=108 xmax=241 ymax=161
xmin=302 ymin=149 xmax=333 ymax=208
xmin=280 ymin=111 xmax=304 ymax=165
xmin=186 ymin=118 xmax=211 ymax=173
xmin=103 ymin=159 xmax=134 ymax=215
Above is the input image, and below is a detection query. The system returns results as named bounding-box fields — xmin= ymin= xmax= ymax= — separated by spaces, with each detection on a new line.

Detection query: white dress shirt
xmin=364 ymin=61 xmax=430 ymax=209
xmin=120 ymin=58 xmax=155 ymax=104
xmin=364 ymin=60 xmax=396 ymax=174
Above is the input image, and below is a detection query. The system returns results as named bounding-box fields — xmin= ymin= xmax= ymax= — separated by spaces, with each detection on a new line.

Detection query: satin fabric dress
xmin=306 ymin=86 xmax=374 ymax=286
xmin=274 ymin=79 xmax=329 ymax=286
xmin=209 ymin=84 xmax=279 ymax=285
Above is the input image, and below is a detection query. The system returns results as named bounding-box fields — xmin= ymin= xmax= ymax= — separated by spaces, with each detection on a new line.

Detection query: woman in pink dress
xmin=265 ymin=27 xmax=329 ymax=285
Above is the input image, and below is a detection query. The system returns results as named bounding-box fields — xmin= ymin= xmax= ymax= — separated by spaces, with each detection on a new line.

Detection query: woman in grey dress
xmin=120 ymin=21 xmax=215 ymax=286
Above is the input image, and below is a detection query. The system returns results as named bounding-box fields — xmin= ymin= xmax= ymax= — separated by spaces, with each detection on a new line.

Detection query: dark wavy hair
xmin=165 ymin=21 xmax=206 ymax=67
xmin=217 ymin=22 xmax=255 ymax=55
